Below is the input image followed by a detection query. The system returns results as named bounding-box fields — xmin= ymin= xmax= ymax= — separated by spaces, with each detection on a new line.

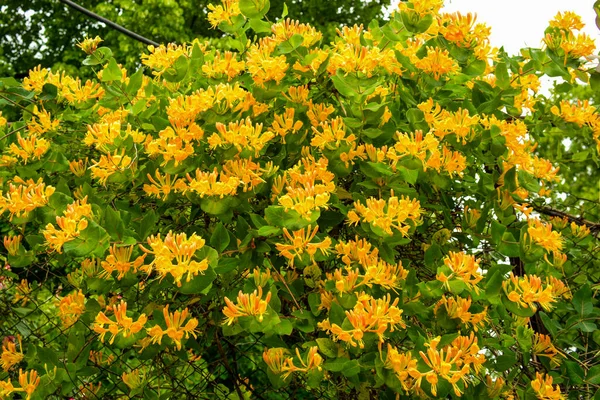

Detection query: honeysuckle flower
xmin=146 ymin=306 xmax=198 ymax=350
xmin=42 ymin=197 xmax=93 ymax=253
xmin=531 ymin=373 xmax=565 ymax=400
xmin=263 ymin=346 xmax=322 ymax=380
xmin=18 ymin=369 xmax=40 ymax=400
xmin=100 ymin=244 xmax=147 ymax=280
xmin=275 ymin=225 xmax=332 ymax=266
xmin=1 ymin=335 xmax=23 ymax=371
xmin=92 ymin=301 xmax=147 ymax=344
xmin=437 ymin=251 xmax=483 ymax=293
xmin=140 ymin=231 xmax=209 ymax=286
xmin=57 ymin=290 xmax=86 ymax=329
xmin=222 ymin=286 xmax=272 ymax=325
xmin=502 ymin=273 xmax=557 ymax=312
xmin=526 ymin=218 xmax=564 ymax=253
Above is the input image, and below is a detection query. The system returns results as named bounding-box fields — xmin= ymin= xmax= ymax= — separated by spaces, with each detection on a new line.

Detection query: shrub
xmin=0 ymin=1 xmax=599 ymax=398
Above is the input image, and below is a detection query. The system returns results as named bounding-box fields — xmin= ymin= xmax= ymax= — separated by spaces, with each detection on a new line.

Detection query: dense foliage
xmin=0 ymin=0 xmax=390 ymax=78
xmin=1 ymin=0 xmax=600 ymax=398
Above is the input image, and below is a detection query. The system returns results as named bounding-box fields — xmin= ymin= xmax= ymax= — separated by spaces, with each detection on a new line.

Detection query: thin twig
xmin=58 ymin=0 xmax=160 ymax=47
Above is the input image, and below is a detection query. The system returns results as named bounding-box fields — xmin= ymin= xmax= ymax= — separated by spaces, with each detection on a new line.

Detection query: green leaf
xmin=281 ymin=3 xmax=288 ymax=18
xmin=162 ymin=55 xmax=189 ymax=83
xmin=276 ymin=33 xmax=303 ymax=54
xmin=573 ymin=284 xmax=593 ymax=318
xmin=587 ymin=365 xmax=600 ymax=384
xmin=249 ymin=18 xmax=273 ymax=33
xmin=495 ymin=62 xmax=510 ymax=89
xmin=332 ymin=71 xmax=357 ymax=98
xmin=323 ymin=358 xmax=349 ymax=372
xmin=104 ymin=207 xmax=125 ymax=241
xmin=63 ymin=222 xmax=110 ymax=258
xmin=257 ymin=226 xmax=282 ymax=237
xmin=316 ymin=338 xmax=338 ymax=358
xmin=210 ymin=223 xmax=230 ymax=253
xmin=576 ymin=321 xmax=597 ymax=333
xmin=138 ymin=210 xmax=158 ymax=240
xmin=239 ymin=0 xmax=270 ymax=19
xmin=178 ymin=266 xmax=217 ymax=294
xmin=491 ymin=220 xmax=506 ymax=245
xmin=342 ymin=360 xmax=360 ymax=377
xmin=494 ymin=353 xmax=517 ymax=372
xmin=82 ymin=47 xmax=112 ymax=66
xmin=126 ymin=68 xmax=144 ymax=97
xmin=101 ymin=58 xmax=123 ymax=82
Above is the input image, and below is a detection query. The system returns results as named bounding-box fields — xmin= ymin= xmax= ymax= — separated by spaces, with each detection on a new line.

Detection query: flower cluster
xmin=140 ymin=231 xmax=209 ymax=286
xmin=92 ymin=301 xmax=148 ymax=344
xmin=222 ymin=286 xmax=272 ymax=325
xmin=318 ymin=294 xmax=405 ymax=348
xmin=347 ymin=190 xmax=422 ymax=236
xmin=263 ymin=346 xmax=323 ymax=380
xmin=145 ymin=306 xmax=198 ymax=350
xmin=0 ymin=177 xmax=55 ymax=220
xmin=42 ymin=197 xmax=93 ymax=253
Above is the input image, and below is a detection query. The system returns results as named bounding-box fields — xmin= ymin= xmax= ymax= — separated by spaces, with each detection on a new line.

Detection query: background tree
xmin=0 ymin=0 xmax=391 ymax=78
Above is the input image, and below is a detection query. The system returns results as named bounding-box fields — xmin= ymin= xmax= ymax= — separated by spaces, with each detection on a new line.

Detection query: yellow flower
xmin=143 ymin=171 xmax=188 ymax=201
xmin=3 ymin=235 xmax=21 ymax=256
xmin=418 ymin=333 xmax=485 ymax=397
xmin=184 ymin=168 xmax=240 ymax=198
xmin=100 ymin=244 xmax=147 ymax=280
xmin=222 ymin=158 xmax=265 ymax=192
xmin=570 ymin=221 xmax=591 ymax=239
xmin=415 ymin=47 xmax=460 ymax=80
xmin=502 ymin=273 xmax=557 ymax=312
xmin=8 ymin=133 xmax=50 ymax=164
xmin=69 ymin=158 xmax=88 ymax=177
xmin=275 ymin=225 xmax=332 ymax=266
xmin=89 ymin=149 xmax=133 ymax=185
xmin=18 ymin=369 xmax=40 ymax=400
xmin=140 ymin=231 xmax=209 ymax=287
xmin=42 ymin=197 xmax=92 ymax=253
xmin=531 ymin=372 xmax=565 ymax=400
xmin=207 ymin=0 xmax=241 ymax=28
xmin=92 ymin=300 xmax=147 ymax=344
xmin=311 ymin=117 xmax=356 ymax=149
xmin=347 ymin=190 xmax=422 ymax=236
xmin=246 ymin=38 xmax=289 ymax=86
xmin=527 ymin=218 xmax=564 ymax=253
xmin=271 ymin=19 xmax=323 ymax=47
xmin=276 ymin=156 xmax=336 ymax=219
xmin=283 ymin=85 xmax=310 ymax=105
xmin=76 ymin=36 xmax=103 ymax=54
xmin=318 ymin=294 xmax=405 ymax=348
xmin=223 ymin=286 xmax=272 ymax=325
xmin=532 ymin=333 xmax=563 ymax=367
xmin=122 ymin=368 xmax=145 ymax=390
xmin=263 ymin=347 xmax=322 ymax=380
xmin=0 ymin=111 xmax=6 ymax=128
xmin=141 ymin=42 xmax=192 ymax=76
xmin=549 ymin=11 xmax=585 ymax=31
xmin=436 ymin=251 xmax=483 ymax=293
xmin=57 ymin=290 xmax=86 ymax=329
xmin=208 ymin=117 xmax=275 ymax=156
xmin=27 ymin=106 xmax=59 ymax=135
xmin=13 ymin=280 xmax=32 ymax=306
xmin=202 ymin=51 xmax=245 ymax=80
xmin=271 ymin=108 xmax=304 ymax=143
xmin=0 ymin=178 xmax=54 ymax=220
xmin=1 ymin=335 xmax=24 ymax=371
xmin=146 ymin=306 xmax=198 ymax=350
xmin=398 ymin=0 xmax=444 ymax=17
xmin=435 ymin=295 xmax=488 ymax=330
xmin=0 ymin=379 xmax=16 ymax=398
xmin=384 ymin=344 xmax=422 ymax=392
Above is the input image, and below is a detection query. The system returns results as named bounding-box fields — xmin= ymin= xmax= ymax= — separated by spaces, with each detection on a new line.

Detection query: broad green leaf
xmin=63 ymin=222 xmax=110 ymax=258
xmin=101 ymin=58 xmax=123 ymax=82
xmin=210 ymin=222 xmax=230 ymax=253
xmin=239 ymin=0 xmax=270 ymax=19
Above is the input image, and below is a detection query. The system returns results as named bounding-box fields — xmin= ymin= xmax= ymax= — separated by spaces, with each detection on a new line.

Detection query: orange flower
xmin=531 ymin=372 xmax=565 ymax=400
xmin=436 ymin=251 xmax=483 ymax=293
xmin=1 ymin=335 xmax=24 ymax=372
xmin=57 ymin=290 xmax=86 ymax=328
xmin=146 ymin=306 xmax=198 ymax=350
xmin=275 ymin=225 xmax=332 ymax=266
xmin=101 ymin=244 xmax=147 ymax=280
xmin=92 ymin=301 xmax=147 ymax=344
xmin=140 ymin=231 xmax=209 ymax=286
xmin=222 ymin=286 xmax=272 ymax=325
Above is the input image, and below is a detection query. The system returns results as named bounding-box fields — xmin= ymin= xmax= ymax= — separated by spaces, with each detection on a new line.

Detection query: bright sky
xmin=389 ymin=0 xmax=600 ymax=56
